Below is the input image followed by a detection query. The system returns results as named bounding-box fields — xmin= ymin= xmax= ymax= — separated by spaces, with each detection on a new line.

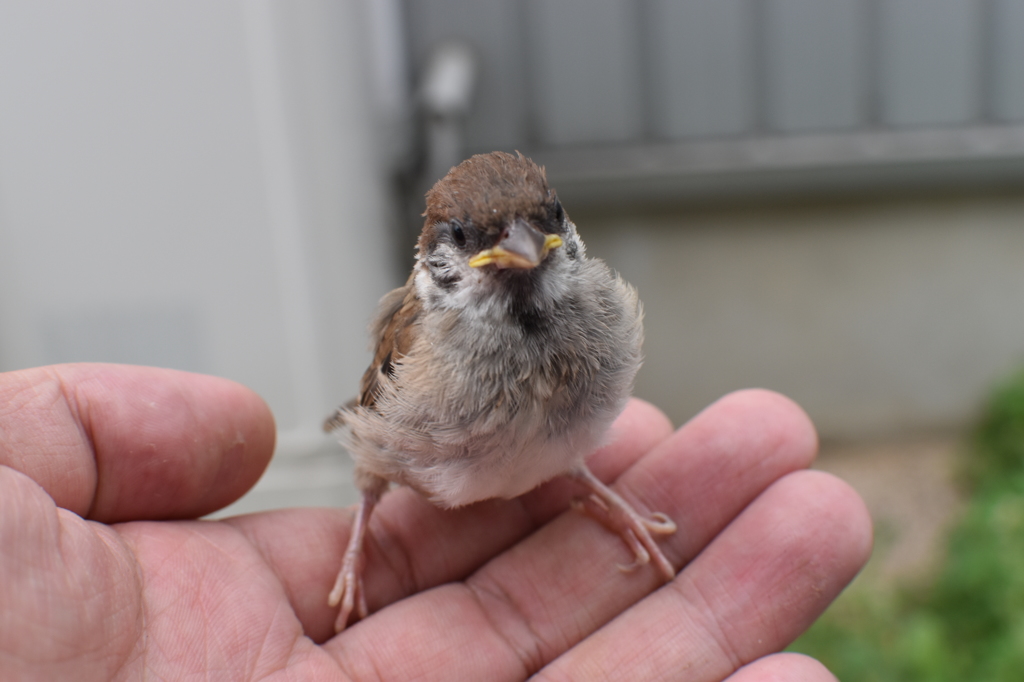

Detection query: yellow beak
xmin=469 ymin=219 xmax=563 ymax=269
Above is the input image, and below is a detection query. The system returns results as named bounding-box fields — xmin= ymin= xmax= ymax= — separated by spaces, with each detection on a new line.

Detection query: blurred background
xmin=3 ymin=4 xmax=1024 ymax=665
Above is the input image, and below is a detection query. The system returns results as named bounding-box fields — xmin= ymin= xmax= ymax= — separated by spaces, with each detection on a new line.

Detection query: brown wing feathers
xmin=323 ymin=277 xmax=422 ymax=432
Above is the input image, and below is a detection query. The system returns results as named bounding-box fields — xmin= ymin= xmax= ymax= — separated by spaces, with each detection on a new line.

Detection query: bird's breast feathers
xmin=339 ymin=261 xmax=641 ymax=507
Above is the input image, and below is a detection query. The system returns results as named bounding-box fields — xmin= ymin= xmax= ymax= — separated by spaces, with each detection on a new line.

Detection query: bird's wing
xmin=323 ymin=276 xmax=421 ymax=432
xmin=358 ymin=276 xmax=421 ymax=409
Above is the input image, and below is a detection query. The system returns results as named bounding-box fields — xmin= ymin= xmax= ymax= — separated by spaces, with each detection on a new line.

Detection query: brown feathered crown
xmin=423 ymin=151 xmax=554 ymax=237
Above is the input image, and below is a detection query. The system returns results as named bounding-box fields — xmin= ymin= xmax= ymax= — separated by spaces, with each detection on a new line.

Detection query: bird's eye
xmin=552 ymin=198 xmax=565 ymax=225
xmin=451 ymin=222 xmax=467 ymax=247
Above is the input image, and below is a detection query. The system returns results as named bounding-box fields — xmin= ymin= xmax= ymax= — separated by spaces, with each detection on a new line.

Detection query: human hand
xmin=1 ymin=364 xmax=870 ymax=680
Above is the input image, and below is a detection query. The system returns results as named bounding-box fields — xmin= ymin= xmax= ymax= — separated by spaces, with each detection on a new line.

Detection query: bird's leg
xmin=329 ymin=483 xmax=383 ymax=633
xmin=567 ymin=464 xmax=677 ymax=582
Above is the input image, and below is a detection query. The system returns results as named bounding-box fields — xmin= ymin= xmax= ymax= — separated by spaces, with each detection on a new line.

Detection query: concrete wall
xmin=580 ymin=190 xmax=1024 ymax=439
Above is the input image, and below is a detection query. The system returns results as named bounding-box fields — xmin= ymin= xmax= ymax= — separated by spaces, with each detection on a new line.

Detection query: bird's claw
xmin=329 ymin=552 xmax=368 ymax=632
xmin=569 ymin=466 xmax=677 ymax=582
xmin=643 ymin=511 xmax=677 ymax=535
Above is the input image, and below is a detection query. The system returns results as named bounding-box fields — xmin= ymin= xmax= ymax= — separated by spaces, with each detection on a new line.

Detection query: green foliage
xmin=790 ymin=367 xmax=1024 ymax=681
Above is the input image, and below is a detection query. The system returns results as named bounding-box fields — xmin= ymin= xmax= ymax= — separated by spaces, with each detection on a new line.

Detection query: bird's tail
xmin=323 ymin=398 xmax=358 ymax=432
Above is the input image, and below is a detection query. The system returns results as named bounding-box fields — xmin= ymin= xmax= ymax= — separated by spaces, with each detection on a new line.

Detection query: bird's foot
xmin=329 ymin=490 xmax=379 ymax=632
xmin=328 ymin=547 xmax=367 ymax=633
xmin=568 ymin=465 xmax=677 ymax=582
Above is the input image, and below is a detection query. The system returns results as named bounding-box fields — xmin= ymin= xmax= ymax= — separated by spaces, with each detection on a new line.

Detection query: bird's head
xmin=414 ymin=151 xmax=583 ymax=311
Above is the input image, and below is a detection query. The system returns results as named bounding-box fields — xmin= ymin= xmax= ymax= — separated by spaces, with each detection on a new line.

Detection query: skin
xmin=0 ymin=363 xmax=871 ymax=681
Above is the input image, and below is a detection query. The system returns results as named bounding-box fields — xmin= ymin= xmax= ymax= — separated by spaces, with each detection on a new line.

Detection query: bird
xmin=324 ymin=151 xmax=676 ymax=633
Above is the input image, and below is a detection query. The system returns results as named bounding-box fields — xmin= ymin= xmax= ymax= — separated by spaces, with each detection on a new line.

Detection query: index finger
xmin=0 ymin=363 xmax=275 ymax=522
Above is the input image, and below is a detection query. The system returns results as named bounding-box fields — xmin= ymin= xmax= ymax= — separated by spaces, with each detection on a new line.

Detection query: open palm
xmin=1 ymin=364 xmax=870 ymax=681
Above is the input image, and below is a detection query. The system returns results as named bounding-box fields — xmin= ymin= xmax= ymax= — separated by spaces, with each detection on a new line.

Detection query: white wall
xmin=0 ymin=1 xmax=398 ymax=512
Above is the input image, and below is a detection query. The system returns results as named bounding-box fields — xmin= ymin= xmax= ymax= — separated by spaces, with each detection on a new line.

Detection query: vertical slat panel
xmin=648 ymin=0 xmax=755 ymax=139
xmin=992 ymin=0 xmax=1024 ymax=122
xmin=406 ymin=0 xmax=527 ymax=152
xmin=879 ymin=0 xmax=983 ymax=126
xmin=527 ymin=0 xmax=643 ymax=146
xmin=763 ymin=0 xmax=868 ymax=132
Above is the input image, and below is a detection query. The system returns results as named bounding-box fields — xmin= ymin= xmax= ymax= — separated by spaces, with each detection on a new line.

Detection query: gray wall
xmin=580 ymin=190 xmax=1024 ymax=440
xmin=407 ymin=0 xmax=1024 ymax=152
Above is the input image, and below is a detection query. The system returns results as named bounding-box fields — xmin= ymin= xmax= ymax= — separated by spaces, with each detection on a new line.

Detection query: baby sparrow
xmin=325 ymin=151 xmax=676 ymax=632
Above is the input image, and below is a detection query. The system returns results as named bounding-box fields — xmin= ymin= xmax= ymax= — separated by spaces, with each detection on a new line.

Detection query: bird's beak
xmin=469 ymin=218 xmax=563 ymax=269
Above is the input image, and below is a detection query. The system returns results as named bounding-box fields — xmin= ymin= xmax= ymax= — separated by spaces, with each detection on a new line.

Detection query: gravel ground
xmin=814 ymin=434 xmax=965 ymax=586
